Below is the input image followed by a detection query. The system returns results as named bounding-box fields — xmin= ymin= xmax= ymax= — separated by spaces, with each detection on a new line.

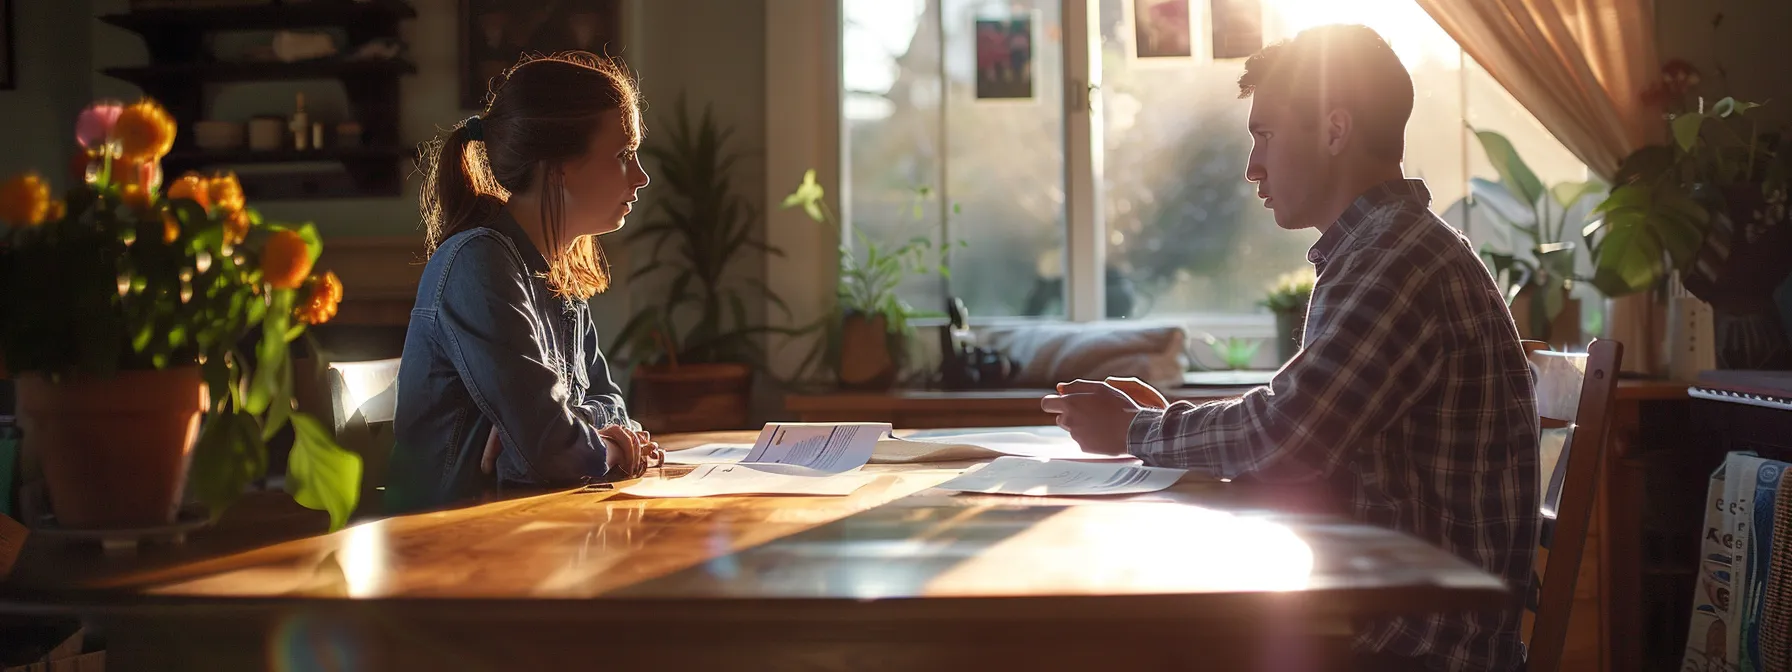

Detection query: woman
xmin=389 ymin=52 xmax=658 ymax=514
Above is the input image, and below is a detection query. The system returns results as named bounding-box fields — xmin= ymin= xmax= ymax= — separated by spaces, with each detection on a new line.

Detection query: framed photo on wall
xmin=974 ymin=14 xmax=1033 ymax=100
xmin=459 ymin=0 xmax=621 ymax=110
xmin=1133 ymin=0 xmax=1192 ymax=59
xmin=1 ymin=0 xmax=15 ymax=91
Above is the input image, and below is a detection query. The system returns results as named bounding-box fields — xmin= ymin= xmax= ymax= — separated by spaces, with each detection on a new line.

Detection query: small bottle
xmin=290 ymin=92 xmax=310 ymax=151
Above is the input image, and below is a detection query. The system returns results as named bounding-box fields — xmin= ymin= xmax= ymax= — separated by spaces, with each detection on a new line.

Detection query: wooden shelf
xmin=99 ymin=0 xmax=416 ymax=34
xmin=103 ymin=58 xmax=416 ymax=86
xmin=165 ymin=146 xmax=411 ymax=167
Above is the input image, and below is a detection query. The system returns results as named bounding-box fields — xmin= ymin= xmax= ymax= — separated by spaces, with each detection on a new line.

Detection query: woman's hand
xmin=600 ymin=424 xmax=660 ymax=479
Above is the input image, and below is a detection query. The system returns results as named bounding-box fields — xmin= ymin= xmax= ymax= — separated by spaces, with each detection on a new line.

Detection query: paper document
xmin=933 ymin=456 xmax=1186 ymax=496
xmin=739 ymin=423 xmax=887 ymax=473
xmin=663 ymin=443 xmax=750 ymax=465
xmin=872 ymin=432 xmax=1137 ymax=464
xmin=621 ymin=464 xmax=877 ymax=498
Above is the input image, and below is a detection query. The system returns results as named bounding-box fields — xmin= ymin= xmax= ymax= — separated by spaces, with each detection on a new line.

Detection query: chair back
xmin=1521 ymin=338 xmax=1622 ymax=672
xmin=326 ymin=358 xmax=401 ymax=520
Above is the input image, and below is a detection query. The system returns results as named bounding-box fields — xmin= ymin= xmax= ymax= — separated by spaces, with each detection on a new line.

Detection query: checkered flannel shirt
xmin=1129 ymin=179 xmax=1539 ymax=672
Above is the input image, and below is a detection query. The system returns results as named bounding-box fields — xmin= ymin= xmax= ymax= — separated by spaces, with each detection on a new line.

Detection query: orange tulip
xmin=208 ymin=171 xmax=245 ymax=213
xmin=295 ymin=271 xmax=344 ymax=325
xmin=0 ymin=172 xmax=52 ymax=227
xmin=119 ymin=183 xmax=156 ymax=213
xmin=113 ymin=99 xmax=176 ymax=164
xmin=166 ymin=173 xmax=211 ymax=211
xmin=162 ymin=211 xmax=181 ymax=244
xmin=262 ymin=229 xmax=313 ymax=290
xmin=223 ymin=208 xmax=251 ymax=246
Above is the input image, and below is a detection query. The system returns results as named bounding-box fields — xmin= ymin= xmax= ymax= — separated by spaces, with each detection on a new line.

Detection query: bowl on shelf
xmin=193 ymin=120 xmax=245 ymax=151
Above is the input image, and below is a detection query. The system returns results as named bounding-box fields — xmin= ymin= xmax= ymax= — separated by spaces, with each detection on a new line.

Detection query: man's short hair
xmin=1237 ymin=24 xmax=1414 ymax=161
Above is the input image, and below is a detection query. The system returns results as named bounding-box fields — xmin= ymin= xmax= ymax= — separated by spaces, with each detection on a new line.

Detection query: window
xmin=842 ymin=0 xmax=1592 ymax=326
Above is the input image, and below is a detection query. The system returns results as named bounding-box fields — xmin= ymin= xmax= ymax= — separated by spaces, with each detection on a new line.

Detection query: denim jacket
xmin=388 ymin=210 xmax=630 ymax=514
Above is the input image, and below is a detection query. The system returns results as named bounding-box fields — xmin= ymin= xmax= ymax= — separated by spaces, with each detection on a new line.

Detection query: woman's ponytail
xmin=420 ymin=120 xmax=497 ymax=255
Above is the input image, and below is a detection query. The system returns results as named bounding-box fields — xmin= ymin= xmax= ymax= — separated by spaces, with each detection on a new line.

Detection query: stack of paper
xmin=625 ymin=423 xmax=887 ymax=498
xmin=932 ymin=456 xmax=1186 ymax=496
xmin=871 ymin=432 xmax=1137 ymax=464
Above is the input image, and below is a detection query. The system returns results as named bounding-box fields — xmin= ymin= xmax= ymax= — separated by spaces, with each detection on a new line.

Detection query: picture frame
xmin=1133 ymin=0 xmax=1193 ymax=59
xmin=1210 ymin=0 xmax=1263 ymax=60
xmin=974 ymin=14 xmax=1034 ymax=100
xmin=0 ymin=0 xmax=14 ymax=91
xmin=459 ymin=0 xmax=622 ymax=110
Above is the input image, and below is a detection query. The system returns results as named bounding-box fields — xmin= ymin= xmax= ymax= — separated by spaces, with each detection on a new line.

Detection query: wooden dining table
xmin=0 ymin=430 xmax=1510 ymax=671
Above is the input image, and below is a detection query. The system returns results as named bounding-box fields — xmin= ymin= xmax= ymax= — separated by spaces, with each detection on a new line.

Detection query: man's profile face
xmin=1244 ymin=90 xmax=1332 ymax=231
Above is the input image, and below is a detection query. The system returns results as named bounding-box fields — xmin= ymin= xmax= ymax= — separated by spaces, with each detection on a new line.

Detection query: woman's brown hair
xmin=419 ymin=51 xmax=641 ymax=300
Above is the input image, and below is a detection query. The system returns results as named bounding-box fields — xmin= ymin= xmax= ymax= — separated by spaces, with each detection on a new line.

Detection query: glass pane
xmin=943 ymin=0 xmax=1067 ymax=318
xmin=1099 ymin=0 xmax=1510 ymax=318
xmin=842 ymin=0 xmax=947 ymax=313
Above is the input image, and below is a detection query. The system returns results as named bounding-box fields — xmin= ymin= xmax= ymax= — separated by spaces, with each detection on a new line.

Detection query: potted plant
xmin=612 ymin=100 xmax=791 ymax=432
xmin=1468 ymin=128 xmax=1605 ymax=344
xmin=1587 ymin=59 xmax=1792 ymax=368
xmin=0 ymin=97 xmax=360 ymax=531
xmin=1260 ymin=266 xmax=1314 ymax=362
xmin=780 ymin=170 xmax=955 ymax=389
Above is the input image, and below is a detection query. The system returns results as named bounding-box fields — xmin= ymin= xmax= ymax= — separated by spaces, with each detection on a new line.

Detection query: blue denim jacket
xmin=388 ymin=210 xmax=630 ymax=514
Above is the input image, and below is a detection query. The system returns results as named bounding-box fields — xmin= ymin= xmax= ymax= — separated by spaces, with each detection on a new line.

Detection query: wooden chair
xmin=325 ymin=358 xmax=400 ymax=520
xmin=1521 ymin=338 xmax=1623 ymax=672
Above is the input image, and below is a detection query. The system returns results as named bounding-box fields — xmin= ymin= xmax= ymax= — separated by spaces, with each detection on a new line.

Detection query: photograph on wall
xmin=1 ymin=0 xmax=14 ymax=91
xmin=974 ymin=16 xmax=1033 ymax=100
xmin=1210 ymin=0 xmax=1262 ymax=60
xmin=460 ymin=0 xmax=620 ymax=109
xmin=1134 ymin=0 xmax=1192 ymax=59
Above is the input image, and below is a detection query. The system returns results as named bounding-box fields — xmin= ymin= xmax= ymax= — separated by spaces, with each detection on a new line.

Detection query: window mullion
xmin=1062 ymin=0 xmax=1103 ymax=322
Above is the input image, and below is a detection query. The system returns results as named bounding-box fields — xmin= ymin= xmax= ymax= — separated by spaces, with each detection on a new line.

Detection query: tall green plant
xmin=1467 ymin=128 xmax=1605 ymax=341
xmin=612 ymin=99 xmax=790 ymax=370
xmin=779 ymin=170 xmax=958 ymax=379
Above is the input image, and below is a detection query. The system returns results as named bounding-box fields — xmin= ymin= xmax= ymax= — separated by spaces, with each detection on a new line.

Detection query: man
xmin=1042 ymin=24 xmax=1538 ymax=672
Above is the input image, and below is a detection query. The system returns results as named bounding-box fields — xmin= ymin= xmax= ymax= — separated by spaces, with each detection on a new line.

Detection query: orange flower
xmin=295 ymin=271 xmax=343 ymax=325
xmin=112 ymin=99 xmax=176 ymax=164
xmin=208 ymin=171 xmax=244 ymax=213
xmin=46 ymin=200 xmax=67 ymax=222
xmin=223 ymin=208 xmax=251 ymax=246
xmin=166 ymin=173 xmax=211 ymax=210
xmin=119 ymin=183 xmax=156 ymax=213
xmin=261 ymin=229 xmax=314 ymax=290
xmin=162 ymin=211 xmax=181 ymax=244
xmin=0 ymin=172 xmax=52 ymax=227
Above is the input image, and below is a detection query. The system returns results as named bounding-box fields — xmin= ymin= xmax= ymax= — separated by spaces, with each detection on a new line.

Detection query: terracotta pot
xmin=1511 ymin=288 xmax=1582 ymax=346
xmin=629 ymin=362 xmax=752 ymax=433
xmin=839 ymin=313 xmax=898 ymax=390
xmin=16 ymin=366 xmax=207 ymax=529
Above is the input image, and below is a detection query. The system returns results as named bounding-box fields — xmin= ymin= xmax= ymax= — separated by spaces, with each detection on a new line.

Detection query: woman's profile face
xmin=558 ymin=107 xmax=648 ymax=239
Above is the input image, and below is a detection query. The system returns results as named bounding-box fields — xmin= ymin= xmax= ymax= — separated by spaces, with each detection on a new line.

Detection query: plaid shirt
xmin=1129 ymin=179 xmax=1539 ymax=672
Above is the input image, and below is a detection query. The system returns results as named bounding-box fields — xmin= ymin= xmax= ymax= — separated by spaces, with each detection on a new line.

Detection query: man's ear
xmin=1325 ymin=108 xmax=1353 ymax=157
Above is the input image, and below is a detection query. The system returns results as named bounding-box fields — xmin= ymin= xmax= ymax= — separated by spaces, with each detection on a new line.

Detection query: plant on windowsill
xmin=1260 ymin=266 xmax=1314 ymax=363
xmin=0 ymin=97 xmax=360 ymax=532
xmin=611 ymin=99 xmax=792 ymax=431
xmin=780 ymin=170 xmax=958 ymax=390
xmin=1467 ymin=128 xmax=1606 ymax=344
xmin=1201 ymin=334 xmax=1261 ymax=371
xmin=1589 ymin=58 xmax=1792 ymax=368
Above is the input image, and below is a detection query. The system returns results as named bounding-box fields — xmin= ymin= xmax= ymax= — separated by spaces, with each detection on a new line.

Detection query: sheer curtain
xmin=1416 ymin=0 xmax=1668 ymax=372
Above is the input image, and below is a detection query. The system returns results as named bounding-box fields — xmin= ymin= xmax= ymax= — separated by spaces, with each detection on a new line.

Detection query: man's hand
xmin=481 ymin=427 xmax=503 ymax=474
xmin=1040 ymin=379 xmax=1144 ymax=455
xmin=1090 ymin=376 xmax=1168 ymax=409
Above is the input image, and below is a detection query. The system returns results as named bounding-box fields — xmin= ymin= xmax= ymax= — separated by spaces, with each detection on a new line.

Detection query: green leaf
xmin=285 ymin=413 xmax=362 ymax=532
xmin=188 ymin=411 xmax=268 ymax=521
xmin=1672 ymin=114 xmax=1704 ymax=152
xmin=1472 ymin=128 xmax=1545 ymax=207
xmin=1589 ymin=214 xmax=1666 ymax=296
xmin=1550 ymin=181 xmax=1603 ymax=210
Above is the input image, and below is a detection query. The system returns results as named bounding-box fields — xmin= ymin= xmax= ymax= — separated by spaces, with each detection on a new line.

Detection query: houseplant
xmin=611 ymin=99 xmax=790 ymax=431
xmin=1588 ymin=59 xmax=1792 ymax=367
xmin=1260 ymin=266 xmax=1314 ymax=362
xmin=1468 ymin=128 xmax=1605 ymax=343
xmin=780 ymin=170 xmax=955 ymax=388
xmin=0 ymin=97 xmax=360 ymax=531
